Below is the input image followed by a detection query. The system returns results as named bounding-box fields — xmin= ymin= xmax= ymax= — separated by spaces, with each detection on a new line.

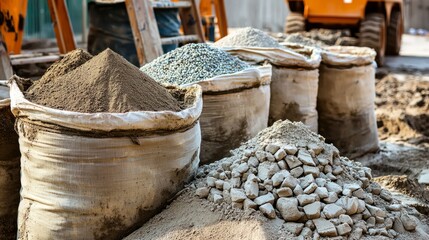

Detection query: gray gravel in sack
xmin=214 ymin=27 xmax=282 ymax=48
xmin=140 ymin=43 xmax=250 ymax=85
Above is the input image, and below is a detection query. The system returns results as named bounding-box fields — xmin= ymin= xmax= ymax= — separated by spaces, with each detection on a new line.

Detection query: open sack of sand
xmin=214 ymin=28 xmax=321 ymax=132
xmin=318 ymin=46 xmax=379 ymax=158
xmin=141 ymin=43 xmax=272 ymax=165
xmin=0 ymin=87 xmax=20 ymax=240
xmin=9 ymin=49 xmax=203 ymax=240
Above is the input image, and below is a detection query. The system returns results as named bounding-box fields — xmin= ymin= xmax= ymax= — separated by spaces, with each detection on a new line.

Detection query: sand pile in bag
xmin=24 ymin=49 xmax=92 ymax=93
xmin=140 ymin=43 xmax=250 ymax=85
xmin=39 ymin=49 xmax=93 ymax=83
xmin=214 ymin=27 xmax=282 ymax=48
xmin=26 ymin=49 xmax=181 ymax=113
xmin=190 ymin=120 xmax=420 ymax=239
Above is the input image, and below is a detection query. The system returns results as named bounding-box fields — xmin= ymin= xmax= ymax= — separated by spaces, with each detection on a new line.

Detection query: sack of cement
xmin=10 ymin=49 xmax=203 ymax=240
xmin=0 ymin=87 xmax=20 ymax=240
xmin=141 ymin=43 xmax=271 ymax=165
xmin=214 ymin=28 xmax=321 ymax=132
xmin=318 ymin=46 xmax=379 ymax=158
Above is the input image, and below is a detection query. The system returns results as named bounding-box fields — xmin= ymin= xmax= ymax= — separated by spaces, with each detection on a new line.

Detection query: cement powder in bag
xmin=183 ymin=65 xmax=271 ymax=164
xmin=219 ymin=46 xmax=321 ymax=131
xmin=318 ymin=46 xmax=379 ymax=158
xmin=10 ymin=79 xmax=203 ymax=240
xmin=0 ymin=97 xmax=21 ymax=240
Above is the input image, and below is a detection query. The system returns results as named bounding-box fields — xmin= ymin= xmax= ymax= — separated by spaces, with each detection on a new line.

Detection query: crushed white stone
xmin=214 ymin=27 xmax=282 ymax=48
xmin=195 ymin=120 xmax=420 ymax=238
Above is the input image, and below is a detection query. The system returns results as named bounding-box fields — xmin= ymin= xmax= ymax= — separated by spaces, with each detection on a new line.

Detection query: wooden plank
xmin=125 ymin=0 xmax=163 ymax=66
xmin=161 ymin=35 xmax=199 ymax=45
xmin=179 ymin=0 xmax=205 ymax=43
xmin=47 ymin=0 xmax=76 ymax=54
xmin=11 ymin=55 xmax=61 ymax=66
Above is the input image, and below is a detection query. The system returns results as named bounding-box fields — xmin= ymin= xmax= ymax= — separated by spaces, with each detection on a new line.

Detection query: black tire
xmin=386 ymin=11 xmax=402 ymax=55
xmin=359 ymin=13 xmax=386 ymax=66
xmin=285 ymin=13 xmax=305 ymax=34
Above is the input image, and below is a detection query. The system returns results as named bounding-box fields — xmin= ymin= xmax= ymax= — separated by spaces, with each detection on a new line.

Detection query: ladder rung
xmin=161 ymin=35 xmax=200 ymax=45
xmin=152 ymin=1 xmax=191 ymax=9
xmin=11 ymin=55 xmax=61 ymax=66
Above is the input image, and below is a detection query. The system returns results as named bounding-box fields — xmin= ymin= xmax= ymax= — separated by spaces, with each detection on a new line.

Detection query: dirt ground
xmin=356 ymin=71 xmax=429 ymax=218
xmin=10 ymin=34 xmax=429 ymax=239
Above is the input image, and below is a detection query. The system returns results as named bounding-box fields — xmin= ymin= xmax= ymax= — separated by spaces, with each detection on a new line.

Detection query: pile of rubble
xmin=195 ymin=120 xmax=418 ymax=239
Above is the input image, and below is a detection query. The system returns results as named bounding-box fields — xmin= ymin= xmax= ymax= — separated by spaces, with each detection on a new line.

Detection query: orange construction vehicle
xmin=285 ymin=0 xmax=404 ymax=65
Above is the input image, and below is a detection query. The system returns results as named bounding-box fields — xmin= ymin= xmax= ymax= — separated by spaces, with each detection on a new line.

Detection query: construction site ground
xmin=122 ymin=34 xmax=429 ymax=239
xmin=11 ymin=34 xmax=429 ymax=239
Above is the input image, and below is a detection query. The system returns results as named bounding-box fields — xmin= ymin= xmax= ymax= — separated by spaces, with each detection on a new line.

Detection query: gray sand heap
xmin=140 ymin=43 xmax=250 ymax=85
xmin=214 ymin=27 xmax=282 ymax=48
xmin=285 ymin=33 xmax=327 ymax=48
xmin=195 ymin=120 xmax=419 ymax=239
xmin=26 ymin=49 xmax=181 ymax=113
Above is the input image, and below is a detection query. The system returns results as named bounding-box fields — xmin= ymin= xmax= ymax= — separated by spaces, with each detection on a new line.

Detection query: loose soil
xmin=0 ymin=106 xmax=18 ymax=144
xmin=26 ymin=49 xmax=181 ymax=113
xmin=36 ymin=49 xmax=93 ymax=84
xmin=356 ymin=72 xmax=429 ymax=219
xmin=124 ymin=189 xmax=296 ymax=240
xmin=0 ymin=105 xmax=20 ymax=240
xmin=375 ymin=74 xmax=429 ymax=146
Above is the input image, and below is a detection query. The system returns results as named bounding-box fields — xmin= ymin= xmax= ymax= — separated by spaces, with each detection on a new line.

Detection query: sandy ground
xmin=124 ymin=188 xmax=429 ymax=240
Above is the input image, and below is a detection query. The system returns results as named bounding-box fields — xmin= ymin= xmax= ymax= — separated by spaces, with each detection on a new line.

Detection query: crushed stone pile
xmin=25 ymin=49 xmax=181 ymax=113
xmin=214 ymin=27 xmax=283 ymax=48
xmin=140 ymin=43 xmax=250 ymax=85
xmin=284 ymin=33 xmax=327 ymax=48
xmin=194 ymin=120 xmax=419 ymax=239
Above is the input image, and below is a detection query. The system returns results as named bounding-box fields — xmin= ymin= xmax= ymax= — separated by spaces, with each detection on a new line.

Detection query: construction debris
xmin=195 ymin=120 xmax=417 ymax=238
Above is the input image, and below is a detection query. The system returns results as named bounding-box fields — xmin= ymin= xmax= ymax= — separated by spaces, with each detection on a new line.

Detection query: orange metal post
xmin=0 ymin=0 xmax=28 ymax=54
xmin=47 ymin=0 xmax=76 ymax=54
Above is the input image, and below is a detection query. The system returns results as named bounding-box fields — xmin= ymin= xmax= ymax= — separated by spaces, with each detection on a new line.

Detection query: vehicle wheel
xmin=359 ymin=13 xmax=386 ymax=66
xmin=285 ymin=13 xmax=305 ymax=34
xmin=386 ymin=11 xmax=402 ymax=55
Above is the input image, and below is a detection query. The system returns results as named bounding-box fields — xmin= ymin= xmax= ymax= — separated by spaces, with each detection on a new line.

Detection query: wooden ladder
xmin=125 ymin=0 xmax=205 ymax=66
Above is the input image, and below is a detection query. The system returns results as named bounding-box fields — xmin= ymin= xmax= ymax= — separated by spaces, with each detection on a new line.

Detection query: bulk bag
xmin=187 ymin=65 xmax=271 ymax=164
xmin=0 ymin=89 xmax=21 ymax=240
xmin=318 ymin=46 xmax=379 ymax=158
xmin=220 ymin=45 xmax=321 ymax=132
xmin=10 ymin=78 xmax=203 ymax=240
